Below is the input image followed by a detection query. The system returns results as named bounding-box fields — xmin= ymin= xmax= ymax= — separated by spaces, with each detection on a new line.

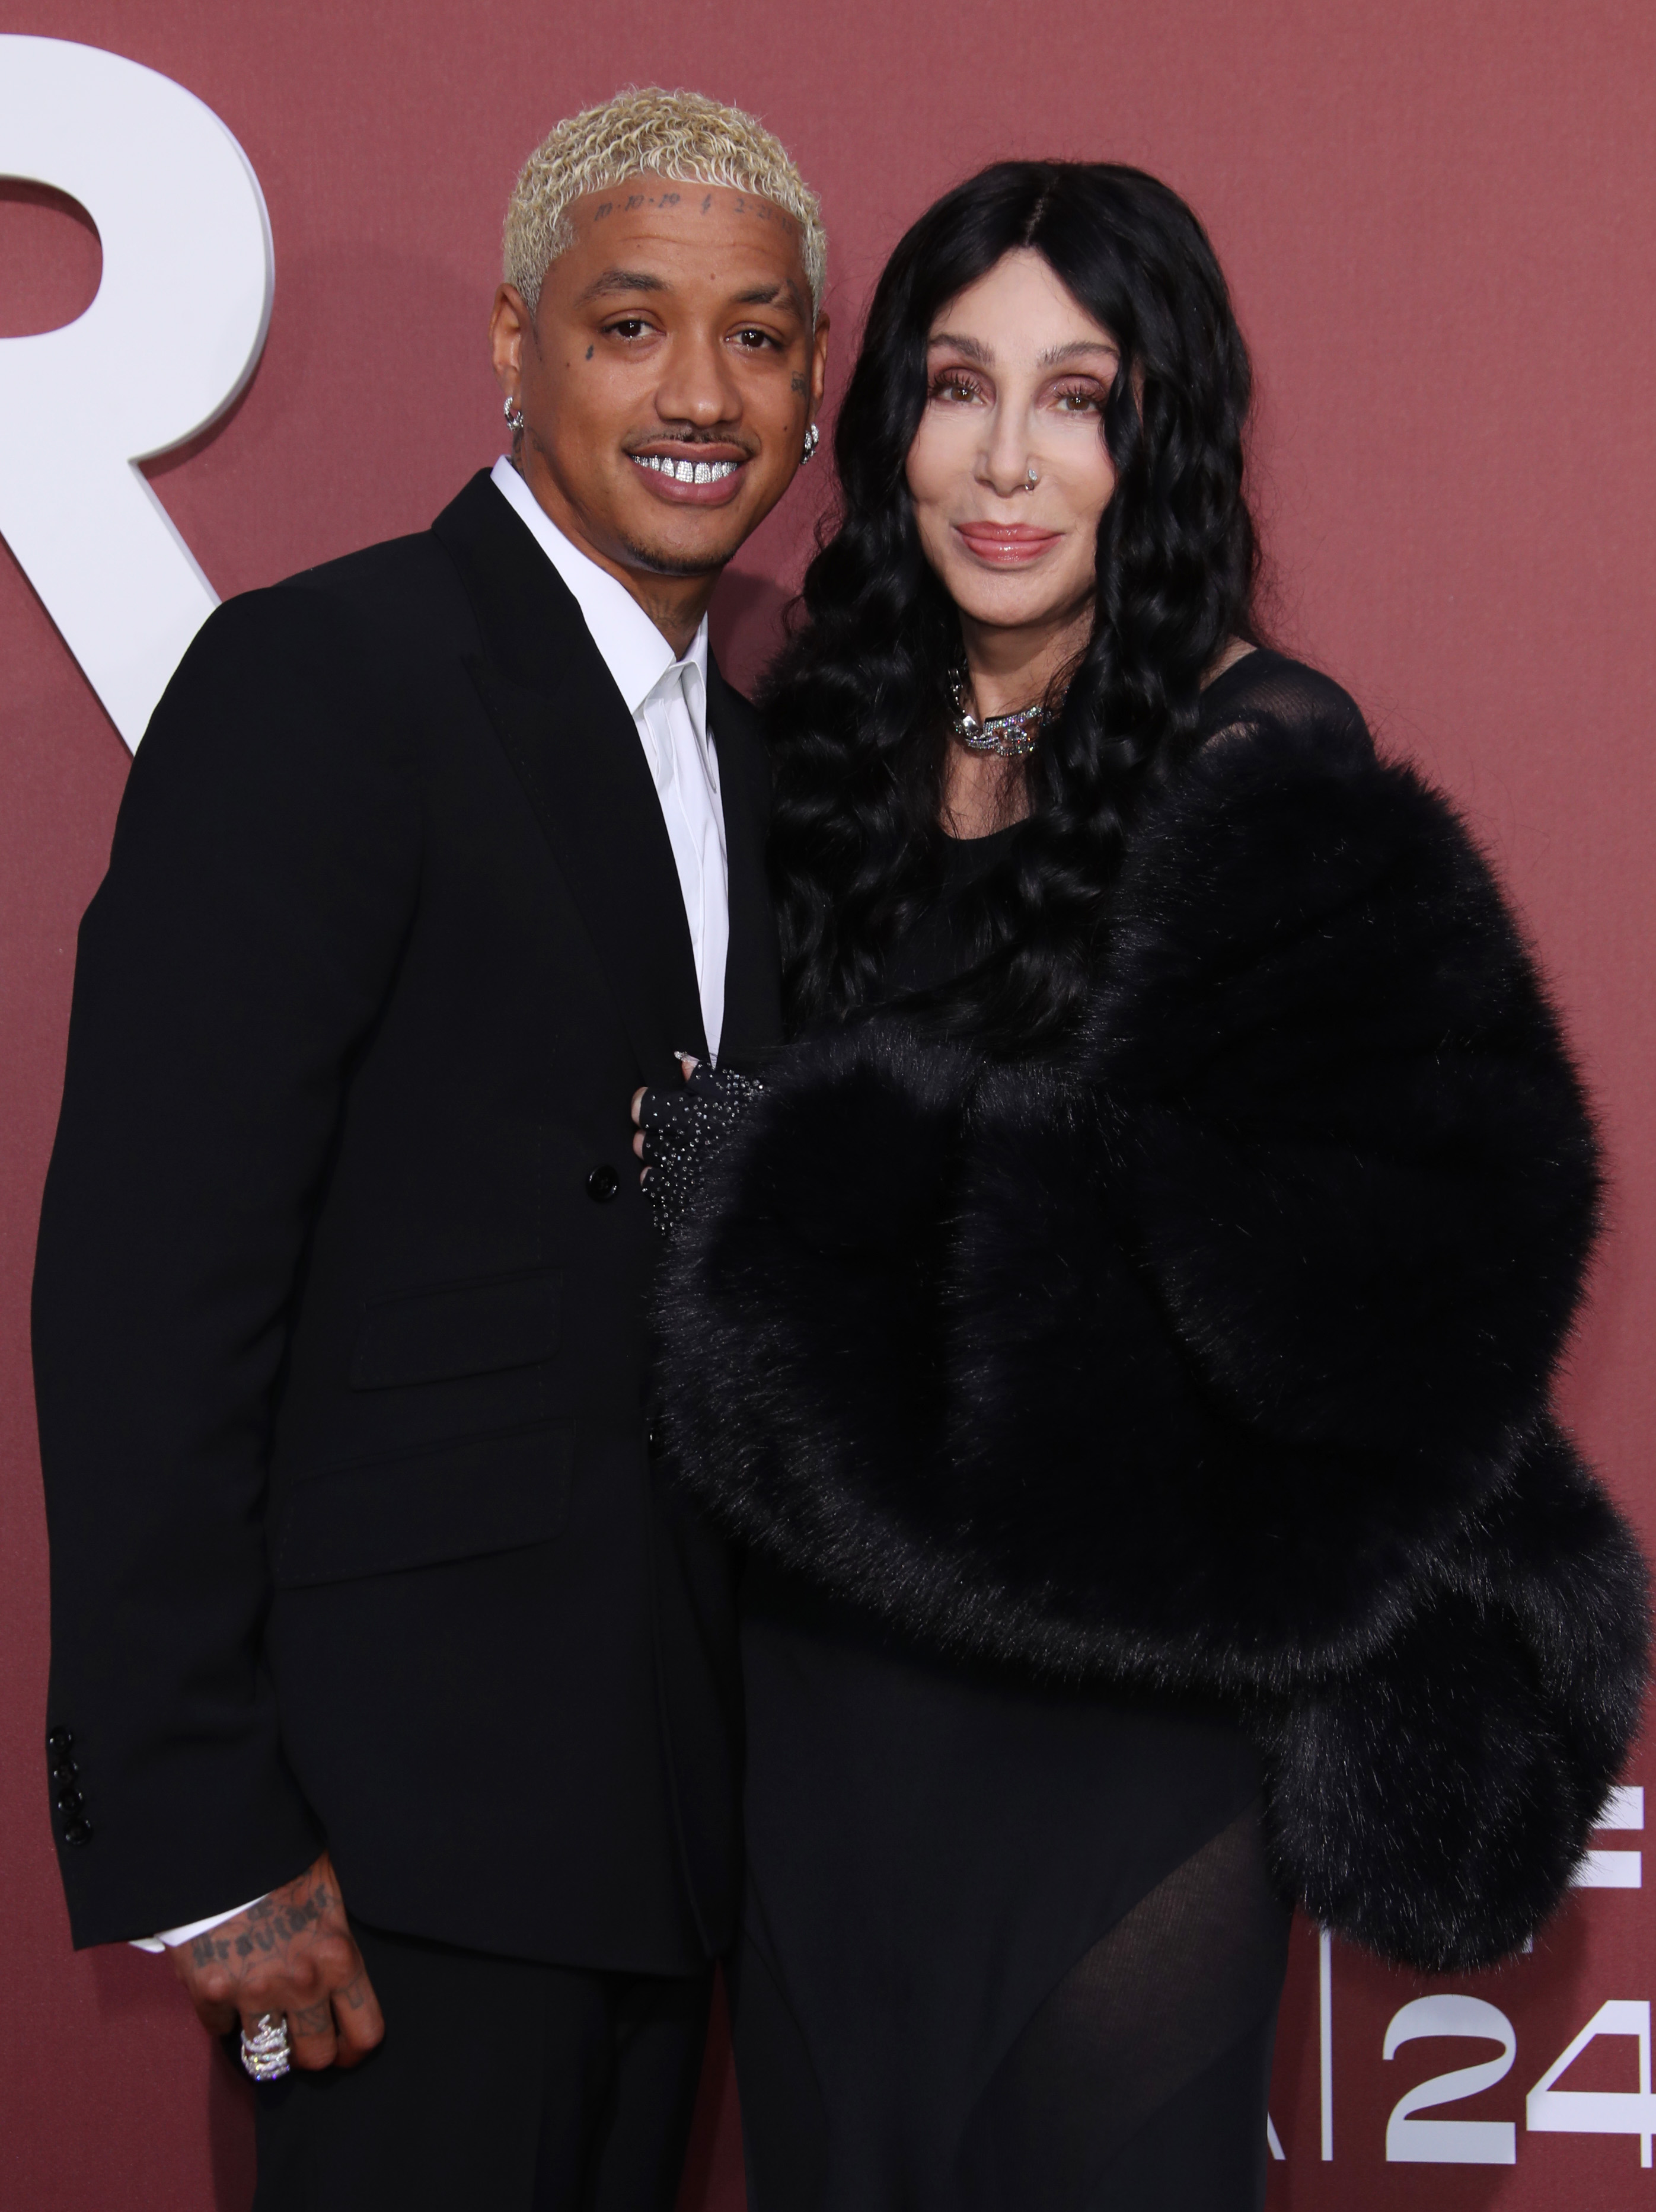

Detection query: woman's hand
xmin=631 ymin=1054 xmax=701 ymax=1188
xmin=629 ymin=1055 xmax=767 ymax=1236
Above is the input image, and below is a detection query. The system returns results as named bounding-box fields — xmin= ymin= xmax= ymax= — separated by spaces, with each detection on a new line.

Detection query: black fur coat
xmin=658 ymin=661 xmax=1648 ymax=1972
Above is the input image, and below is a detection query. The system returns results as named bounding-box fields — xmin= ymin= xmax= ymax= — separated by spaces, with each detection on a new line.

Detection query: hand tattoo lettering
xmin=172 ymin=1850 xmax=382 ymax=2069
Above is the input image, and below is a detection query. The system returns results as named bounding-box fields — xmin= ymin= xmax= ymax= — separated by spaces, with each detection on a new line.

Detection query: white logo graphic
xmin=0 ymin=36 xmax=272 ymax=750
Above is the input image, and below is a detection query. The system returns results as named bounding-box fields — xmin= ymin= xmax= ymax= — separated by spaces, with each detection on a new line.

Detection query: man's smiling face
xmin=492 ymin=176 xmax=828 ymax=605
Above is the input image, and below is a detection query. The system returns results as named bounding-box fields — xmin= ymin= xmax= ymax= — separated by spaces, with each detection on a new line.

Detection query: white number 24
xmin=1386 ymin=1994 xmax=1656 ymax=2168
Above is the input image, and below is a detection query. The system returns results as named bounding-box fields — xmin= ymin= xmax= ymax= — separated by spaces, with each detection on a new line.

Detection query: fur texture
xmin=658 ymin=688 xmax=1648 ymax=1971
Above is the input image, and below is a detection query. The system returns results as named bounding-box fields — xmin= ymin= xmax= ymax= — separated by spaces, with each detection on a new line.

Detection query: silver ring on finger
xmin=240 ymin=2012 xmax=292 ymax=2082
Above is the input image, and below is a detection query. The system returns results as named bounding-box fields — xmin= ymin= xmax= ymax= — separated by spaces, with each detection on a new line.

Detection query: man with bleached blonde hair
xmin=503 ymin=85 xmax=827 ymax=320
xmin=36 ymin=85 xmax=828 ymax=2210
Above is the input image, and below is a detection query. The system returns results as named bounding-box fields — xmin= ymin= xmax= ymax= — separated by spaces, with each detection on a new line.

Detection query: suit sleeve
xmin=33 ymin=586 xmax=422 ymax=1946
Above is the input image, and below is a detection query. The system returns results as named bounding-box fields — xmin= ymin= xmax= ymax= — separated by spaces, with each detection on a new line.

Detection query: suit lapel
xmin=433 ymin=474 xmax=706 ymax=1081
xmin=705 ymin=660 xmax=784 ymax=1063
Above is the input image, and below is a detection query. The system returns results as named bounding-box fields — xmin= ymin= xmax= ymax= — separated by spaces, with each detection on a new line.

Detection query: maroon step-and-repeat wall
xmin=3 ymin=5 xmax=1653 ymax=2207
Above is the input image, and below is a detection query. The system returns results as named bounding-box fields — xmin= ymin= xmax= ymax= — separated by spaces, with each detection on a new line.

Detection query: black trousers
xmin=250 ymin=1920 xmax=713 ymax=2211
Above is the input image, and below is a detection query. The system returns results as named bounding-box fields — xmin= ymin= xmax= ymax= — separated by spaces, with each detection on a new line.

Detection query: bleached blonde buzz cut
xmin=503 ymin=86 xmax=826 ymax=322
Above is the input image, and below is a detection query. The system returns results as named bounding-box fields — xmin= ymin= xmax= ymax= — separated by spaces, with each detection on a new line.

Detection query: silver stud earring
xmin=1023 ymin=459 xmax=1040 ymax=491
xmin=801 ymin=423 xmax=820 ymax=464
xmin=504 ymin=394 xmax=525 ymax=434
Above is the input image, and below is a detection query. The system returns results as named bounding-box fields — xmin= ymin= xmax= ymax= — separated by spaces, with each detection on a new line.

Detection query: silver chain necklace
xmin=949 ymin=668 xmax=1048 ymax=760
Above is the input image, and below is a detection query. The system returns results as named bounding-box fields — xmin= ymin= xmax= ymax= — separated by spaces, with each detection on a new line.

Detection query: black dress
xmin=730 ymin=659 xmax=1293 ymax=2212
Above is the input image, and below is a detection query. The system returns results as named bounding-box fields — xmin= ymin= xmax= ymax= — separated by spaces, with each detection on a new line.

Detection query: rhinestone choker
xmin=949 ymin=669 xmax=1048 ymax=760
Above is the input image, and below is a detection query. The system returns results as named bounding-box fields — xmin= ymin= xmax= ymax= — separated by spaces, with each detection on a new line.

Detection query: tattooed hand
xmin=171 ymin=1850 xmax=384 ymax=2070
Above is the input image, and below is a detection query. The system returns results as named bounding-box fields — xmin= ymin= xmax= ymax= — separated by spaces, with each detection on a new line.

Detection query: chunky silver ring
xmin=240 ymin=2012 xmax=292 ymax=2083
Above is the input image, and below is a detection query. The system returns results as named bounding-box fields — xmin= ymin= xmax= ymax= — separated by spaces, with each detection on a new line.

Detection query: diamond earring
xmin=504 ymin=394 xmax=525 ymax=434
xmin=801 ymin=423 xmax=820 ymax=464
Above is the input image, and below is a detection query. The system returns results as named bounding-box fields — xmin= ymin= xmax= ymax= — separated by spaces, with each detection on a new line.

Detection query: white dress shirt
xmin=135 ymin=459 xmax=734 ymax=1956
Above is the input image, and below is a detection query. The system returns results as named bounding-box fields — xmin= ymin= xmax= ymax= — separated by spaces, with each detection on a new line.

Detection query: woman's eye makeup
xmin=928 ymin=370 xmax=988 ymax=404
xmin=924 ymin=367 xmax=1113 ymax=411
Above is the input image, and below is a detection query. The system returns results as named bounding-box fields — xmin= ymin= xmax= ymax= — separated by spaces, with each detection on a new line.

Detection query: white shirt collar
xmin=490 ymin=455 xmax=709 ymax=724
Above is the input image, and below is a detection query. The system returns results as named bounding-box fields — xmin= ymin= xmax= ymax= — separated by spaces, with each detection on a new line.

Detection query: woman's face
xmin=905 ymin=248 xmax=1120 ymax=639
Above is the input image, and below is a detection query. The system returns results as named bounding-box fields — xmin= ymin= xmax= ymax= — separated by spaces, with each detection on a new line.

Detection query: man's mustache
xmin=625 ymin=427 xmax=757 ymax=454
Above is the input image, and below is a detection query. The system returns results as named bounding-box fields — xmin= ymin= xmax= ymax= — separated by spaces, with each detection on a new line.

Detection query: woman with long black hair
xmin=634 ymin=162 xmax=1647 ymax=2210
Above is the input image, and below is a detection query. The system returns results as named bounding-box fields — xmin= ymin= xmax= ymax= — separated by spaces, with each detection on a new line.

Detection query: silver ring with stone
xmin=240 ymin=2012 xmax=292 ymax=2082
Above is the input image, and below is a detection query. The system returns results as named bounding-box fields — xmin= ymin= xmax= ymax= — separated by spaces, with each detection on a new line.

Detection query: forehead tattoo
xmin=586 ymin=184 xmax=799 ymax=244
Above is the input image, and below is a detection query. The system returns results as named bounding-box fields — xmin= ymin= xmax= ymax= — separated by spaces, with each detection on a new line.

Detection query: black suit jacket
xmin=33 ymin=470 xmax=781 ymax=1967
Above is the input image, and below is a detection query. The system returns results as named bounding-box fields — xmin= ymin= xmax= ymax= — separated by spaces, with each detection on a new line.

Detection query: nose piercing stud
xmin=1024 ymin=461 xmax=1040 ymax=491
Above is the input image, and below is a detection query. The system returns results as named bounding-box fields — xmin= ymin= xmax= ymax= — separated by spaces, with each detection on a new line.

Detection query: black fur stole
xmin=658 ymin=696 xmax=1647 ymax=1971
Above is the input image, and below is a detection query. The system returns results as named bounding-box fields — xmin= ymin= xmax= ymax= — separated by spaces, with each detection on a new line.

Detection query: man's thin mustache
xmin=627 ymin=428 xmax=755 ymax=452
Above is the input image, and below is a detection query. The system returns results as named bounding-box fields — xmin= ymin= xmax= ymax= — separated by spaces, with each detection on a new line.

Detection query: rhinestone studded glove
xmin=637 ymin=1059 xmax=767 ymax=1237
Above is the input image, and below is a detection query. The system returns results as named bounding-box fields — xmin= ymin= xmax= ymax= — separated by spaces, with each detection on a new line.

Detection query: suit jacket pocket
xmin=350 ymin=1266 xmax=562 ymax=1389
xmin=272 ymin=1420 xmax=572 ymax=1587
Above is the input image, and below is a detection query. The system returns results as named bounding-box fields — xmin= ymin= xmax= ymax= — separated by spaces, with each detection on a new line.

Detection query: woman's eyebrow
xmin=927 ymin=331 xmax=991 ymax=365
xmin=1038 ymin=339 xmax=1120 ymax=367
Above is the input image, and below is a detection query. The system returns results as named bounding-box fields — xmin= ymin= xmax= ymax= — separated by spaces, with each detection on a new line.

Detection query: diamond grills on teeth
xmin=636 ymin=456 xmax=741 ymax=483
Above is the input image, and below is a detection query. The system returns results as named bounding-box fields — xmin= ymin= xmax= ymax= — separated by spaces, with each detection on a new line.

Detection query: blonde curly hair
xmin=504 ymin=87 xmax=827 ymax=320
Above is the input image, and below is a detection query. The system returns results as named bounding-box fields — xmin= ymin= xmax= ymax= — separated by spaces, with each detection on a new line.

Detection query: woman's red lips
xmin=955 ymin=522 xmax=1062 ymax=564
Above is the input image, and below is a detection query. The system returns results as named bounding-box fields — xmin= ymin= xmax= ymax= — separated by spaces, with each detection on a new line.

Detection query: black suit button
xmin=46 ymin=1727 xmax=72 ymax=1755
xmin=49 ymin=1759 xmax=77 ymax=1788
xmin=62 ymin=1819 xmax=92 ymax=1847
xmin=646 ymin=1418 xmax=667 ymax=1460
xmin=586 ymin=1164 xmax=620 ymax=1202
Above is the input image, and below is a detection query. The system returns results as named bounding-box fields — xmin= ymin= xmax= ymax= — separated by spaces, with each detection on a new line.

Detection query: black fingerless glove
xmin=637 ymin=1059 xmax=767 ymax=1237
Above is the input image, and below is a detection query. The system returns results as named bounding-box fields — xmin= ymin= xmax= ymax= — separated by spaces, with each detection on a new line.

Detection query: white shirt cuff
xmin=129 ymin=1895 xmax=266 ymax=1953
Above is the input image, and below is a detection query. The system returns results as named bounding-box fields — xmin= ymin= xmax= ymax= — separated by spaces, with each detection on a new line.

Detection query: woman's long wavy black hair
xmin=764 ymin=161 xmax=1261 ymax=1055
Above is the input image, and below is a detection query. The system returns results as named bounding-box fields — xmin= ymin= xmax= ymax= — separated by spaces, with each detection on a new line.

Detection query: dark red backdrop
xmin=4 ymin=5 xmax=1653 ymax=2206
